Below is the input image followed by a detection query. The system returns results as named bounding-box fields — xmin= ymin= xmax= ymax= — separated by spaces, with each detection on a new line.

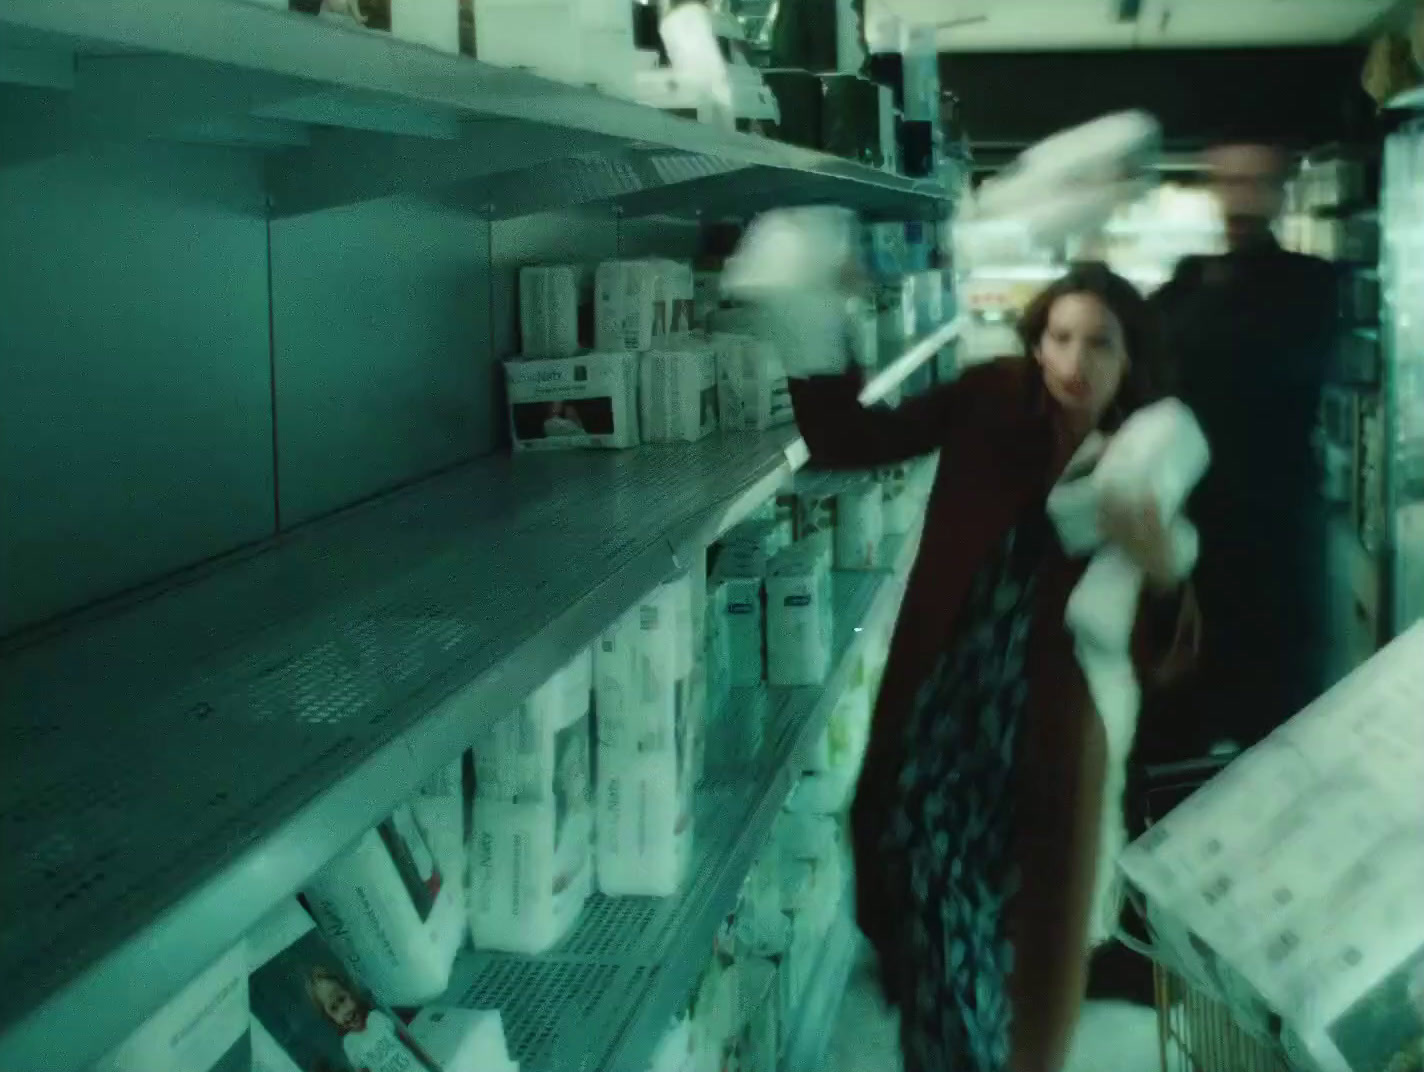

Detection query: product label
xmin=250 ymin=931 xmax=434 ymax=1072
xmin=378 ymin=806 xmax=442 ymax=923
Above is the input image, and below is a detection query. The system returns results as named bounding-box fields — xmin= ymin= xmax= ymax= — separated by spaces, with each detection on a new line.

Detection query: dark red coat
xmin=788 ymin=357 xmax=1199 ymax=1072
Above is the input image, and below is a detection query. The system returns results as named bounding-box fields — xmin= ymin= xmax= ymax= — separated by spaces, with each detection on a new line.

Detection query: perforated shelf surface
xmin=0 ymin=427 xmax=800 ymax=1072
xmin=444 ymin=539 xmax=913 ymax=1072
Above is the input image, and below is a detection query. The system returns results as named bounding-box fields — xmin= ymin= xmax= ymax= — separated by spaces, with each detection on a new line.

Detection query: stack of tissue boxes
xmin=765 ymin=544 xmax=834 ymax=688
xmin=594 ymin=575 xmax=698 ymax=896
xmin=469 ymin=651 xmax=594 ymax=954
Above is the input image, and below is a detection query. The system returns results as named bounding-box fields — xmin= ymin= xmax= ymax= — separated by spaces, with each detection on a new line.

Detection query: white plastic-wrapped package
xmin=877 ymin=462 xmax=918 ymax=536
xmin=596 ymin=743 xmax=693 ymax=896
xmin=505 ymin=352 xmax=640 ymax=451
xmin=595 ymin=588 xmax=687 ymax=753
xmin=805 ymin=677 xmax=872 ymax=775
xmin=723 ymin=517 xmax=792 ymax=561
xmin=766 ymin=545 xmax=834 ymax=687
xmin=249 ymin=909 xmax=429 ymax=1072
xmin=476 ymin=652 xmax=591 ymax=802
xmin=647 ymin=1015 xmax=697 ymax=1072
xmin=92 ymin=944 xmax=250 ymax=1072
xmin=834 ymin=481 xmax=883 ymax=570
xmin=519 ymin=264 xmax=590 ymax=359
xmin=595 ymin=259 xmax=693 ymax=352
xmin=304 ymin=802 xmax=464 ymax=1007
xmin=713 ymin=545 xmax=767 ymax=687
xmin=712 ymin=332 xmax=794 ymax=431
xmin=412 ymin=758 xmax=468 ymax=930
xmin=794 ymin=489 xmax=836 ymax=557
xmin=734 ymin=846 xmax=791 ymax=957
xmin=469 ymin=793 xmax=593 ymax=953
xmin=407 ymin=1007 xmax=518 ymax=1072
xmin=640 ymin=344 xmax=718 ymax=443
xmin=389 ymin=0 xmax=460 ymax=52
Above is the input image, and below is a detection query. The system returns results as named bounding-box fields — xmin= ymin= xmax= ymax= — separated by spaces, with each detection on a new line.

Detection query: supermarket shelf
xmin=444 ymin=535 xmax=916 ymax=1072
xmin=784 ymin=888 xmax=861 ymax=1072
xmin=0 ymin=0 xmax=950 ymax=221
xmin=0 ymin=428 xmax=803 ymax=1072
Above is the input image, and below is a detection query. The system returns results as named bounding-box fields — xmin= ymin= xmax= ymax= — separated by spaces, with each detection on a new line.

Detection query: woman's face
xmin=1033 ymin=291 xmax=1129 ymax=424
xmin=313 ymin=977 xmax=362 ymax=1032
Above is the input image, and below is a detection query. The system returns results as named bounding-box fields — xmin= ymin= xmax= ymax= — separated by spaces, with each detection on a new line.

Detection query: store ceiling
xmin=869 ymin=0 xmax=1402 ymax=51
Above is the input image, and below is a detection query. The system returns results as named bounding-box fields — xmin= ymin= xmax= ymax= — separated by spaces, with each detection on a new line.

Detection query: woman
xmin=787 ymin=262 xmax=1199 ymax=1072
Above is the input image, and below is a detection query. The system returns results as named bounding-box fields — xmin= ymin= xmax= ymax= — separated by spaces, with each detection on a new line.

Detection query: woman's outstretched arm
xmin=788 ymin=358 xmax=1013 ymax=471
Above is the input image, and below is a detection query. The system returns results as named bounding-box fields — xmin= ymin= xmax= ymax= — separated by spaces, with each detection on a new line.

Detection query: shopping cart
xmin=1135 ymin=754 xmax=1297 ymax=1072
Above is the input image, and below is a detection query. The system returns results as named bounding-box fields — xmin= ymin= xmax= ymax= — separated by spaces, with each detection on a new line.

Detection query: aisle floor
xmin=825 ymin=962 xmax=1180 ymax=1072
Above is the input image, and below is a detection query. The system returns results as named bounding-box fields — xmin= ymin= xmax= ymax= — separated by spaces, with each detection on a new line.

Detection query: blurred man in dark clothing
xmin=1144 ymin=144 xmax=1341 ymax=762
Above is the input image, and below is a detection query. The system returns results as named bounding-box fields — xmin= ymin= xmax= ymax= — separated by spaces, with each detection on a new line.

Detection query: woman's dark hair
xmin=1015 ymin=261 xmax=1165 ymax=428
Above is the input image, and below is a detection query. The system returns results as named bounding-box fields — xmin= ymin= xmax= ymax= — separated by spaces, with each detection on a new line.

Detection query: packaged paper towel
xmin=1120 ymin=624 xmax=1424 ymax=1072
xmin=476 ymin=650 xmax=593 ymax=802
xmin=407 ymin=1007 xmax=518 ymax=1072
xmin=640 ymin=344 xmax=718 ymax=443
xmin=596 ymin=742 xmax=694 ymax=896
xmin=712 ymin=333 xmax=794 ymax=432
xmin=249 ymin=917 xmax=430 ymax=1072
xmin=505 ymin=352 xmax=639 ymax=451
xmin=519 ymin=264 xmax=591 ymax=359
xmin=304 ymin=802 xmax=464 ymax=1007
xmin=92 ymin=943 xmax=249 ymax=1072
xmin=834 ymin=481 xmax=883 ymax=570
xmin=713 ymin=545 xmax=768 ymax=687
xmin=766 ymin=545 xmax=834 ymax=687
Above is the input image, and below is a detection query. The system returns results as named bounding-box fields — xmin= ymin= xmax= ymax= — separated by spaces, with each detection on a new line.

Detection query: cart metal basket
xmin=1140 ymin=754 xmax=1297 ymax=1072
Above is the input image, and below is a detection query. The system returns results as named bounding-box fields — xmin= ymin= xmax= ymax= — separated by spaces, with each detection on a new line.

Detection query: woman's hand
xmin=1099 ymin=495 xmax=1178 ymax=591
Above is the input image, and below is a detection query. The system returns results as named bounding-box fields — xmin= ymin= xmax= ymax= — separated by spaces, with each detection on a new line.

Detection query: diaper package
xmin=249 ymin=910 xmax=433 ymax=1072
xmin=766 ymin=545 xmax=834 ymax=687
xmin=596 ymin=741 xmax=694 ymax=897
xmin=505 ymin=352 xmax=640 ymax=451
xmin=518 ymin=264 xmax=591 ymax=359
xmin=712 ymin=332 xmax=794 ymax=431
xmin=413 ymin=756 xmax=469 ymax=926
xmin=794 ymin=487 xmax=837 ymax=558
xmin=834 ymin=481 xmax=883 ymax=570
xmin=92 ymin=944 xmax=249 ymax=1072
xmin=640 ymin=344 xmax=718 ymax=443
xmin=713 ymin=545 xmax=768 ymax=687
xmin=470 ymin=652 xmax=594 ymax=954
xmin=304 ymin=800 xmax=464 ymax=1007
xmin=595 ymin=259 xmax=694 ymax=352
xmin=596 ymin=582 xmax=697 ymax=896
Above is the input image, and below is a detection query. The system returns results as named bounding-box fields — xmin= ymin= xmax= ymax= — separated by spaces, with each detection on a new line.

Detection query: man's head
xmin=1206 ymin=144 xmax=1288 ymax=251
